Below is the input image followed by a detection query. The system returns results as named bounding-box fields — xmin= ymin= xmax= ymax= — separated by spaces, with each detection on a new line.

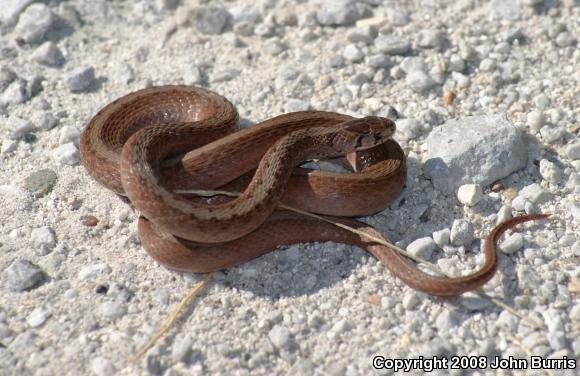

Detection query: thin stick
xmin=130 ymin=273 xmax=213 ymax=363
xmin=175 ymin=189 xmax=546 ymax=329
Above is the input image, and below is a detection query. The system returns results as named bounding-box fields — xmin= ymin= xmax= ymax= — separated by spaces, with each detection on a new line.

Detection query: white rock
xmin=8 ymin=117 xmax=35 ymax=140
xmin=497 ymin=205 xmax=513 ymax=224
xmin=1 ymin=140 xmax=18 ymax=154
xmin=519 ymin=183 xmax=552 ymax=205
xmin=78 ymin=263 xmax=112 ymax=281
xmin=268 ymin=325 xmax=293 ymax=349
xmin=51 ymin=143 xmax=79 ymax=165
xmin=406 ymin=70 xmax=435 ymax=92
xmin=26 ymin=307 xmax=50 ymax=328
xmin=30 ymin=226 xmax=56 ymax=251
xmin=432 ymin=228 xmax=450 ymax=248
xmin=457 ymin=184 xmax=483 ymax=206
xmin=538 ymin=159 xmax=562 ymax=184
xmin=58 ymin=126 xmax=81 ymax=146
xmin=526 ymin=110 xmax=545 ymax=133
xmin=406 ymin=237 xmax=437 ymax=259
xmin=565 ymin=143 xmax=580 ymax=160
xmin=499 ymin=233 xmax=525 ymax=254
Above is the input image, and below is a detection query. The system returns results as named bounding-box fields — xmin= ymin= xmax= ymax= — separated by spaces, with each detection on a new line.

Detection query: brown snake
xmin=80 ymin=85 xmax=548 ymax=296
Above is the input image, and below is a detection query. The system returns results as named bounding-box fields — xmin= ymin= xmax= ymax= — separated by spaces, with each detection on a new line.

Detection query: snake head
xmin=342 ymin=116 xmax=396 ymax=151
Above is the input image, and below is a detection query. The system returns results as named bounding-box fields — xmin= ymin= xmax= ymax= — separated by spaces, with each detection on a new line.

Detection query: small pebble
xmin=406 ymin=237 xmax=436 ymax=259
xmin=210 ymin=68 xmax=240 ymax=83
xmin=396 ymin=118 xmax=423 ymax=140
xmin=59 ymin=126 xmax=81 ymax=146
xmin=268 ymin=325 xmax=293 ymax=349
xmin=1 ymin=80 xmax=30 ymax=105
xmin=450 ymin=219 xmax=474 ymax=246
xmin=171 ymin=335 xmax=194 ymax=363
xmin=190 ymin=6 xmax=229 ymax=35
xmin=316 ymin=0 xmax=364 ymax=26
xmin=8 ymin=117 xmax=35 ymax=140
xmin=80 ymin=215 xmax=99 ymax=227
xmin=564 ymin=143 xmax=580 ymax=161
xmin=432 ymin=228 xmax=450 ymax=248
xmin=346 ymin=25 xmax=376 ymax=44
xmin=14 ymin=3 xmax=54 ymax=44
xmin=66 ymin=66 xmax=95 ymax=93
xmin=183 ymin=64 xmax=204 ymax=85
xmin=98 ymin=301 xmax=127 ymax=320
xmin=78 ymin=263 xmax=112 ymax=281
xmin=406 ymin=70 xmax=435 ymax=92
xmin=538 ymin=159 xmax=562 ymax=184
xmin=31 ymin=41 xmax=64 ymax=67
xmin=555 ymin=31 xmax=575 ymax=47
xmin=457 ymin=184 xmax=483 ymax=206
xmin=499 ymin=233 xmax=525 ymax=254
xmin=416 ymin=29 xmax=446 ymax=49
xmin=375 ymin=35 xmax=411 ymax=55
xmin=90 ymin=357 xmax=117 ymax=376
xmin=26 ymin=307 xmax=50 ymax=328
xmin=284 ymin=98 xmax=310 ymax=112
xmin=526 ymin=110 xmax=545 ymax=133
xmin=30 ymin=226 xmax=56 ymax=253
xmin=51 ymin=143 xmax=80 ymax=165
xmin=1 ymin=259 xmax=46 ymax=292
xmin=342 ymin=44 xmax=363 ymax=63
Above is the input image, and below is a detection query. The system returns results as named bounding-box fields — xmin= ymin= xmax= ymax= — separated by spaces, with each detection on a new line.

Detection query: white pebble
xmin=268 ymin=325 xmax=292 ymax=349
xmin=526 ymin=110 xmax=545 ymax=133
xmin=457 ymin=184 xmax=483 ymax=206
xmin=396 ymin=118 xmax=423 ymax=140
xmin=30 ymin=226 xmax=56 ymax=251
xmin=497 ymin=205 xmax=513 ymax=224
xmin=26 ymin=307 xmax=50 ymax=328
xmin=406 ymin=237 xmax=436 ymax=259
xmin=565 ymin=143 xmax=580 ymax=160
xmin=51 ymin=143 xmax=79 ymax=165
xmin=499 ymin=233 xmax=525 ymax=254
xmin=58 ymin=126 xmax=81 ymax=146
xmin=432 ymin=228 xmax=450 ymax=248
xmin=539 ymin=159 xmax=562 ymax=184
xmin=9 ymin=117 xmax=35 ymax=140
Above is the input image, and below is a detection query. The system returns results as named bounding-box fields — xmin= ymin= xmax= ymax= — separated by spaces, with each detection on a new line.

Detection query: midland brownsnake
xmin=80 ymin=85 xmax=548 ymax=296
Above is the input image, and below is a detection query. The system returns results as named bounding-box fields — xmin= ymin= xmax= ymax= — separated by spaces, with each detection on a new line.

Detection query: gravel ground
xmin=0 ymin=0 xmax=579 ymax=375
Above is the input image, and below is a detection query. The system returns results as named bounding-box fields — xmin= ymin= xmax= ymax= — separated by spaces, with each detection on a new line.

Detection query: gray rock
xmin=435 ymin=309 xmax=459 ymax=332
xmin=90 ymin=357 xmax=117 ymax=376
xmin=31 ymin=41 xmax=64 ymax=67
xmin=98 ymin=301 xmax=127 ymax=320
xmin=14 ymin=3 xmax=54 ymax=44
xmin=78 ymin=263 xmax=112 ymax=281
xmin=366 ymin=54 xmax=390 ymax=68
xmin=58 ymin=126 xmax=80 ymax=146
xmin=254 ymin=23 xmax=275 ymax=38
xmin=406 ymin=237 xmax=436 ymax=259
xmin=316 ymin=0 xmax=366 ymax=26
xmin=375 ymin=35 xmax=411 ymax=55
xmin=555 ymin=32 xmax=575 ymax=47
xmin=210 ymin=68 xmax=240 ymax=83
xmin=263 ymin=38 xmax=285 ymax=56
xmin=416 ymin=29 xmax=446 ymax=49
xmin=268 ymin=325 xmax=294 ymax=349
xmin=424 ymin=114 xmax=527 ymax=194
xmin=51 ymin=143 xmax=79 ymax=165
xmin=565 ymin=143 xmax=580 ymax=161
xmin=24 ymin=169 xmax=57 ymax=197
xmin=190 ymin=6 xmax=229 ymax=35
xmin=155 ymin=0 xmax=180 ymax=11
xmin=527 ymin=110 xmax=545 ymax=133
xmin=406 ymin=70 xmax=435 ymax=92
xmin=342 ymin=44 xmax=363 ymax=62
xmin=183 ymin=64 xmax=203 ymax=85
xmin=1 ymin=80 xmax=30 ymax=105
xmin=490 ymin=0 xmax=521 ymax=20
xmin=396 ymin=118 xmax=423 ymax=140
xmin=519 ymin=183 xmax=552 ymax=205
xmin=66 ymin=66 xmax=95 ymax=93
xmin=0 ymin=0 xmax=34 ymax=29
xmin=171 ymin=335 xmax=193 ymax=363
xmin=8 ymin=116 xmax=35 ymax=140
xmin=0 ymin=65 xmax=17 ymax=91
xmin=34 ymin=112 xmax=58 ymax=131
xmin=448 ymin=54 xmax=466 ymax=72
xmin=350 ymin=72 xmax=369 ymax=86
xmin=2 ymin=259 xmax=46 ymax=292
xmin=346 ymin=25 xmax=377 ymax=44
xmin=450 ymin=219 xmax=474 ymax=246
